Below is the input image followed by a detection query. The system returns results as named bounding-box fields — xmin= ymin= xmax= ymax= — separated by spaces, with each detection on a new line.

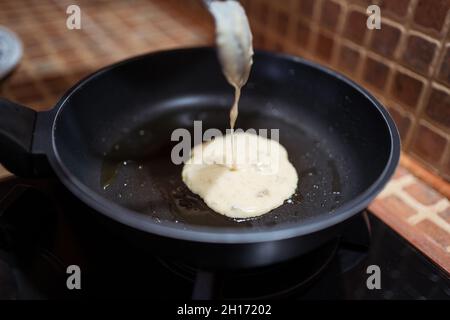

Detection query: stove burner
xmin=0 ymin=177 xmax=448 ymax=300
xmin=158 ymin=239 xmax=340 ymax=299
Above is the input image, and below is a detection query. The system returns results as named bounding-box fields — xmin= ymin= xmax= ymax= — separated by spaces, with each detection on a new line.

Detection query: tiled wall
xmin=182 ymin=0 xmax=450 ymax=181
xmin=1 ymin=0 xmax=449 ymax=181
xmin=0 ymin=0 xmax=213 ymax=110
xmin=246 ymin=0 xmax=450 ymax=180
xmin=244 ymin=0 xmax=450 ymax=181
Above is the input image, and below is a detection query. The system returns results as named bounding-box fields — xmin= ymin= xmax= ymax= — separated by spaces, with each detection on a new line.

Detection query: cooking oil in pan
xmin=98 ymin=112 xmax=347 ymax=228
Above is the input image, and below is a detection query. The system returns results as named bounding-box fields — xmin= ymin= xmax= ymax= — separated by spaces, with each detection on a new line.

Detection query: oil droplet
xmin=124 ymin=183 xmax=127 ymax=187
xmin=138 ymin=165 xmax=143 ymax=170
xmin=118 ymin=193 xmax=122 ymax=198
xmin=123 ymin=161 xmax=128 ymax=166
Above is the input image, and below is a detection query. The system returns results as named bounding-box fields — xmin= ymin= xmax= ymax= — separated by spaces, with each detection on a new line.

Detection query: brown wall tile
xmin=8 ymin=80 xmax=45 ymax=103
xmin=416 ymin=219 xmax=450 ymax=249
xmin=391 ymin=70 xmax=424 ymax=110
xmin=401 ymin=34 xmax=438 ymax=75
xmin=379 ymin=195 xmax=417 ymax=219
xmin=411 ymin=122 xmax=447 ymax=166
xmin=363 ymin=56 xmax=390 ymax=91
xmin=297 ymin=0 xmax=315 ymax=19
xmin=253 ymin=32 xmax=266 ymax=48
xmin=387 ymin=106 xmax=412 ymax=140
xmin=425 ymin=86 xmax=450 ymax=129
xmin=413 ymin=0 xmax=450 ymax=34
xmin=315 ymin=32 xmax=335 ymax=61
xmin=295 ymin=20 xmax=311 ymax=49
xmin=369 ymin=22 xmax=401 ymax=59
xmin=276 ymin=10 xmax=289 ymax=35
xmin=437 ymin=45 xmax=450 ymax=86
xmin=206 ymin=0 xmax=450 ymax=179
xmin=343 ymin=10 xmax=367 ymax=45
xmin=404 ymin=181 xmax=442 ymax=205
xmin=379 ymin=0 xmax=411 ymax=19
xmin=40 ymin=74 xmax=70 ymax=96
xmin=338 ymin=44 xmax=361 ymax=75
xmin=259 ymin=1 xmax=269 ymax=25
xmin=320 ymin=0 xmax=341 ymax=31
xmin=273 ymin=41 xmax=285 ymax=52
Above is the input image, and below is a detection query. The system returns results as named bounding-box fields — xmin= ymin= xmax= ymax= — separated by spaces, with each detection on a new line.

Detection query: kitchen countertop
xmin=0 ymin=0 xmax=449 ymax=274
xmin=370 ymin=155 xmax=450 ymax=273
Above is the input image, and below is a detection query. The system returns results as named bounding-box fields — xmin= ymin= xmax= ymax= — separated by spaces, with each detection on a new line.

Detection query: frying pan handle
xmin=0 ymin=98 xmax=46 ymax=177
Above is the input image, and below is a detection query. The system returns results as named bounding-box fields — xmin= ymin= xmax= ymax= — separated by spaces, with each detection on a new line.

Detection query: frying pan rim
xmin=49 ymin=46 xmax=400 ymax=244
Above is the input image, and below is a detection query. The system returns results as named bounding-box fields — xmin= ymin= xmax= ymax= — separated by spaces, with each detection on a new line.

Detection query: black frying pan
xmin=0 ymin=47 xmax=400 ymax=269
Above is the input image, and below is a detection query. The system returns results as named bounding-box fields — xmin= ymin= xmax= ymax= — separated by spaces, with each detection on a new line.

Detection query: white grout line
xmin=378 ymin=174 xmax=416 ymax=198
xmin=379 ymin=173 xmax=450 ymax=236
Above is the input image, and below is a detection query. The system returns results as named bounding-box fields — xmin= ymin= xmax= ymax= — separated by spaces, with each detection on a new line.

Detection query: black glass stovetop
xmin=0 ymin=177 xmax=448 ymax=300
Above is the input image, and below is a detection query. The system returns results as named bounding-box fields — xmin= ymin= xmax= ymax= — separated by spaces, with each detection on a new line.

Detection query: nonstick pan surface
xmin=1 ymin=47 xmax=400 ymax=246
